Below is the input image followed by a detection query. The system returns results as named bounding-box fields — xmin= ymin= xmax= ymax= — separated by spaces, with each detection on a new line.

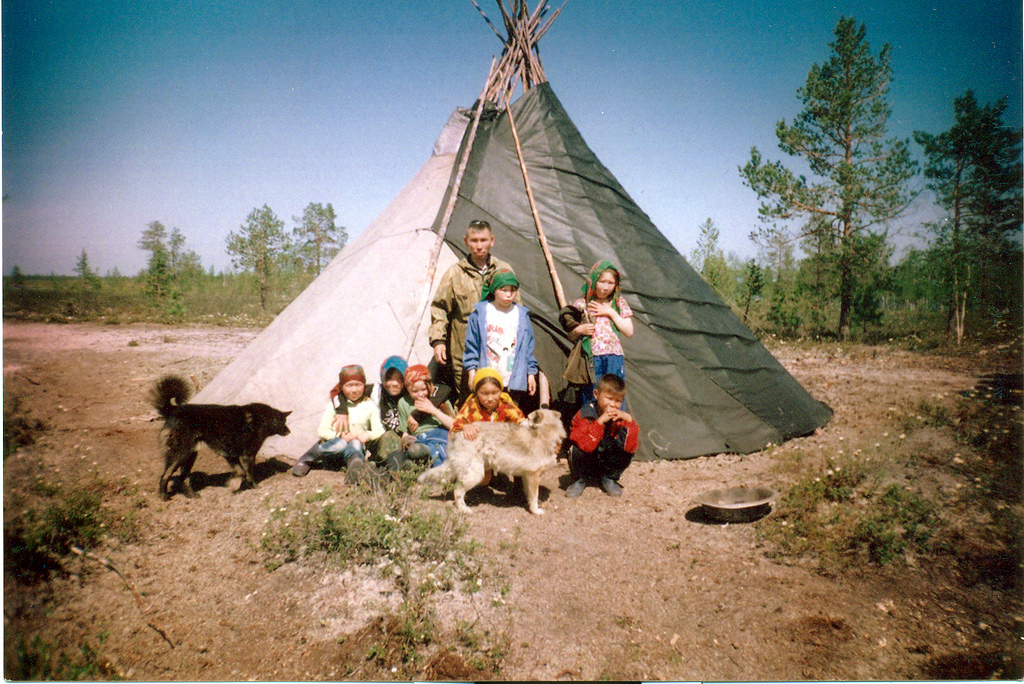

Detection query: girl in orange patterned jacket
xmin=450 ymin=368 xmax=526 ymax=487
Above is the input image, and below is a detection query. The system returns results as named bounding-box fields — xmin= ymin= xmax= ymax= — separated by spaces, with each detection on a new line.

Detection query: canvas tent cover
xmin=196 ymin=82 xmax=832 ymax=461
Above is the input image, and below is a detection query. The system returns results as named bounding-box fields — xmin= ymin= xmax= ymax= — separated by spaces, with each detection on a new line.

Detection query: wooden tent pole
xmin=406 ymin=58 xmax=497 ymax=360
xmin=505 ymin=99 xmax=568 ymax=309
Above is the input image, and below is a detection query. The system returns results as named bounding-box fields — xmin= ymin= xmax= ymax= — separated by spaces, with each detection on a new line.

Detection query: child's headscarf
xmin=579 ymin=260 xmax=623 ymax=357
xmin=339 ymin=364 xmax=366 ymax=386
xmin=582 ymin=260 xmax=622 ymax=307
xmin=380 ymin=355 xmax=408 ymax=383
xmin=480 ymin=268 xmax=519 ymax=302
xmin=404 ymin=364 xmax=433 ymax=392
xmin=331 ymin=364 xmax=368 ymax=405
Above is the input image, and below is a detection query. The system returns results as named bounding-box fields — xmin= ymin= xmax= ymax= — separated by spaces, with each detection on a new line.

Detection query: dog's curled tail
xmin=149 ymin=375 xmax=192 ymax=417
xmin=417 ymin=461 xmax=453 ymax=486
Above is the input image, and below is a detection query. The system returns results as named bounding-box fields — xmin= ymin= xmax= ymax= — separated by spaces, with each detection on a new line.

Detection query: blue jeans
xmin=583 ymin=354 xmax=626 ymax=408
xmin=310 ymin=437 xmax=364 ymax=467
xmin=593 ymin=354 xmax=625 ymax=382
xmin=414 ymin=427 xmax=450 ymax=467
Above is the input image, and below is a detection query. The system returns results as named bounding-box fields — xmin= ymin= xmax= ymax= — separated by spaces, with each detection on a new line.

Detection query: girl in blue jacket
xmin=462 ymin=269 xmax=539 ymax=410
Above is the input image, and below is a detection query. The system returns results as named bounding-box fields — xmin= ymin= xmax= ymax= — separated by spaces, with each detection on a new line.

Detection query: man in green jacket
xmin=429 ymin=220 xmax=513 ymax=403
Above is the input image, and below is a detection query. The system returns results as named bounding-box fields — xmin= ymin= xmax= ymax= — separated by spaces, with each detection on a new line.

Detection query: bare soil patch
xmin=3 ymin=320 xmax=1021 ymax=680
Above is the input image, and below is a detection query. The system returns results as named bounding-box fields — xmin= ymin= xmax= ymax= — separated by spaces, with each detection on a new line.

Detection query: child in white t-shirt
xmin=462 ymin=269 xmax=538 ymax=409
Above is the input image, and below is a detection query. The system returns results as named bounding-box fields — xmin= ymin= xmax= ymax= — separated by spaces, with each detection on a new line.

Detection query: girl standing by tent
xmin=568 ymin=260 xmax=634 ymax=391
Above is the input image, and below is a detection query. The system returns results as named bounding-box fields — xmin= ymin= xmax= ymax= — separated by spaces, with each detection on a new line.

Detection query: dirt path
xmin=3 ymin=321 xmax=1020 ymax=680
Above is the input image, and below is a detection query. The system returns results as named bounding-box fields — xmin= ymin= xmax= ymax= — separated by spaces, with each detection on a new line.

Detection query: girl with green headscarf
xmin=569 ymin=260 xmax=634 ymax=387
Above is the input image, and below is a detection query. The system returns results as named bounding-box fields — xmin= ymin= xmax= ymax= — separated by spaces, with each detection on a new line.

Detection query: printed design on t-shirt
xmin=485 ymin=303 xmax=519 ymax=385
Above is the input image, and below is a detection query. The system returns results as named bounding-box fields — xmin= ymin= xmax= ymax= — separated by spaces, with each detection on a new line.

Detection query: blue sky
xmin=3 ymin=0 xmax=1021 ymax=276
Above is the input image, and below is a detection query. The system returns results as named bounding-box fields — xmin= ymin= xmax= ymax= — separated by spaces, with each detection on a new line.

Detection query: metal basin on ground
xmin=693 ymin=487 xmax=776 ymax=523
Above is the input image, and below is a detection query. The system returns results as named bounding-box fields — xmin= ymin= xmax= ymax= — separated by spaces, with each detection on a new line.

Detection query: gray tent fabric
xmin=195 ymin=84 xmax=830 ymax=462
xmin=433 ymin=83 xmax=832 ymax=459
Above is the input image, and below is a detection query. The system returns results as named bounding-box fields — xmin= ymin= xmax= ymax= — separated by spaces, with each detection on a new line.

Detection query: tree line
xmin=7 ymin=17 xmax=1021 ymax=346
xmin=735 ymin=17 xmax=1020 ymax=343
xmin=135 ymin=202 xmax=347 ymax=314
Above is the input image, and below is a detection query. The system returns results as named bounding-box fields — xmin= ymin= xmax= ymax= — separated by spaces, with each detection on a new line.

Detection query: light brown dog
xmin=418 ymin=409 xmax=566 ymax=515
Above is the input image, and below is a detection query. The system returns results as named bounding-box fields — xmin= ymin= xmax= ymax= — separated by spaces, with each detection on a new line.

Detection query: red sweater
xmin=569 ymin=402 xmax=640 ymax=454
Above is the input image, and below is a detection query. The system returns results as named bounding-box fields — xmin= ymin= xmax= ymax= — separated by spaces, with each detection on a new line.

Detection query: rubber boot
xmin=565 ymin=478 xmax=586 ymax=498
xmin=384 ymin=449 xmax=406 ymax=472
xmin=565 ymin=445 xmax=587 ymax=497
xmin=291 ymin=447 xmax=319 ymax=477
xmin=344 ymin=454 xmax=373 ymax=484
xmin=600 ymin=476 xmax=623 ymax=497
xmin=406 ymin=443 xmax=431 ymax=463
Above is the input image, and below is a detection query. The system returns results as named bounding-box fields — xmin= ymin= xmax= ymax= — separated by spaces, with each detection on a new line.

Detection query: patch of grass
xmin=763 ymin=455 xmax=939 ymax=571
xmin=4 ymin=482 xmax=138 ymax=584
xmin=3 ymin=397 xmax=44 ymax=459
xmin=850 ymin=485 xmax=937 ymax=564
xmin=4 ymin=633 xmax=119 ymax=681
xmin=261 ymin=476 xmax=508 ymax=677
xmin=260 ymin=479 xmax=473 ymax=582
xmin=783 ymin=457 xmax=868 ymax=511
xmin=892 ymin=396 xmax=956 ymax=433
xmin=766 ymin=374 xmax=1021 ymax=581
xmin=952 ymin=390 xmax=1022 ymax=504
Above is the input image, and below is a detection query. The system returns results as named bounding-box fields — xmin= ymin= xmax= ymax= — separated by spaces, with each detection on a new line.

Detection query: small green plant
xmin=261 ymin=479 xmax=473 ymax=580
xmin=260 ymin=477 xmax=508 ymax=677
xmin=892 ymin=396 xmax=955 ymax=433
xmin=780 ymin=457 xmax=867 ymax=513
xmin=951 ymin=391 xmax=1022 ymax=503
xmin=849 ymin=485 xmax=937 ymax=564
xmin=763 ymin=455 xmax=938 ymax=570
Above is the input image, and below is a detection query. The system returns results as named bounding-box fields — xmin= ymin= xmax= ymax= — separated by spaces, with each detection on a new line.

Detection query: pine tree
xmin=226 ymin=205 xmax=290 ymax=311
xmin=139 ymin=220 xmax=171 ymax=299
xmin=740 ymin=17 xmax=917 ymax=339
xmin=914 ymin=91 xmax=1023 ymax=343
xmin=690 ymin=218 xmax=728 ymax=292
xmin=292 ymin=202 xmax=346 ymax=276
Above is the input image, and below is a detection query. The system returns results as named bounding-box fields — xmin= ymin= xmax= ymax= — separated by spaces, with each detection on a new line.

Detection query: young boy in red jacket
xmin=565 ymin=373 xmax=640 ymax=498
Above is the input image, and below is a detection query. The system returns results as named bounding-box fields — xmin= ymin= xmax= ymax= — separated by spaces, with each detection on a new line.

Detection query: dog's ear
xmin=529 ymin=410 xmax=544 ymax=427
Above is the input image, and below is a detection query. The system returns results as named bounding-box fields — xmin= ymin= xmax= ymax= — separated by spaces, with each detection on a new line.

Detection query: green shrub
xmin=3 ymin=398 xmax=43 ymax=459
xmin=260 ymin=479 xmax=505 ymax=678
xmin=260 ymin=481 xmax=472 ymax=581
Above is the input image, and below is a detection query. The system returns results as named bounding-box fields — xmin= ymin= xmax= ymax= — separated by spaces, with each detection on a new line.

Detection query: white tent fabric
xmin=194 ymin=111 xmax=470 ymax=459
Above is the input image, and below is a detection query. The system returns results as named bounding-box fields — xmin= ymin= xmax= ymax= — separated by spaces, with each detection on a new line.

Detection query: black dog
xmin=150 ymin=375 xmax=290 ymax=500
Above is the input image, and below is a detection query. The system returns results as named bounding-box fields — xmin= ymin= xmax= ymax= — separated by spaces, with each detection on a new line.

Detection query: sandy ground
xmin=3 ymin=320 xmax=1021 ymax=680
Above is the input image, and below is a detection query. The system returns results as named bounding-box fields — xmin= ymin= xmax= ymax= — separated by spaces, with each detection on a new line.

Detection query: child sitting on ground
xmin=374 ymin=355 xmax=408 ymax=465
xmin=395 ymin=364 xmax=456 ymax=469
xmin=565 ymin=373 xmax=639 ymax=499
xmin=291 ymin=364 xmax=384 ymax=484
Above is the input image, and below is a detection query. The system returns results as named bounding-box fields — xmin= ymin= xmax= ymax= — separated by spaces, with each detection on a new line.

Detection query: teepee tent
xmin=196 ymin=0 xmax=831 ymax=461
